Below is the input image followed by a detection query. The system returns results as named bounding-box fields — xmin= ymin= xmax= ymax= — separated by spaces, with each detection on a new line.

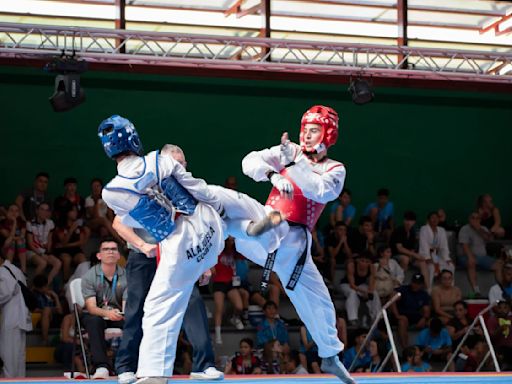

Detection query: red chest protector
xmin=265 ymin=168 xmax=325 ymax=232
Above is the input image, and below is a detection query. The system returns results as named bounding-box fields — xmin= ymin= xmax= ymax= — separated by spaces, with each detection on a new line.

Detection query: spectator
xmin=401 ymin=345 xmax=431 ymax=372
xmin=477 ymin=194 xmax=505 ymax=238
xmin=26 ymin=202 xmax=61 ymax=285
xmin=53 ymin=313 xmax=85 ymax=372
xmin=447 ymin=301 xmax=479 ymax=353
xmin=256 ymin=301 xmax=289 ymax=352
xmin=85 ymin=178 xmax=123 ymax=243
xmin=437 ymin=208 xmax=457 ymax=232
xmin=456 ymin=335 xmax=487 ymax=372
xmin=391 ymin=273 xmax=431 ymax=348
xmin=53 ymin=205 xmax=88 ymax=281
xmin=225 ymin=338 xmax=262 ymax=374
xmin=364 ymin=339 xmax=388 ymax=372
xmin=486 ymin=300 xmax=512 ymax=370
xmin=311 ymin=223 xmax=329 ymax=282
xmin=224 ymin=175 xmax=238 ymax=190
xmin=53 ymin=177 xmax=86 ymax=224
xmin=458 ymin=211 xmax=502 ymax=297
xmin=0 ymin=252 xmax=32 ymax=377
xmin=419 ymin=211 xmax=454 ymax=291
xmin=489 ymin=263 xmax=512 ymax=305
xmin=81 ymin=239 xmax=127 ymax=379
xmin=347 ymin=216 xmax=376 ymax=257
xmin=342 ymin=328 xmax=371 ymax=371
xmin=329 ymin=188 xmax=356 ymax=228
xmin=431 ymin=269 xmax=462 ymax=324
xmin=285 ymin=350 xmax=309 ymax=374
xmin=326 ymin=221 xmax=351 ymax=284
xmin=15 ymin=172 xmax=50 ymax=221
xmin=0 ymin=204 xmax=27 ymax=274
xmin=340 ymin=251 xmax=381 ymax=327
xmin=299 ymin=325 xmax=321 ymax=373
xmin=336 ymin=311 xmax=348 ymax=347
xmin=374 ymin=245 xmax=404 ymax=302
xmin=32 ymin=274 xmax=63 ymax=344
xmin=212 ymin=237 xmax=246 ymax=345
xmin=364 ymin=188 xmax=394 ymax=238
xmin=261 ymin=339 xmax=285 ymax=374
xmin=416 ymin=317 xmax=453 ymax=370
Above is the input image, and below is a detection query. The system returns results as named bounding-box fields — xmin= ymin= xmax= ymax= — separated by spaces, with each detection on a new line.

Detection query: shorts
xmin=212 ymin=281 xmax=237 ymax=294
xmin=458 ymin=253 xmax=496 ymax=271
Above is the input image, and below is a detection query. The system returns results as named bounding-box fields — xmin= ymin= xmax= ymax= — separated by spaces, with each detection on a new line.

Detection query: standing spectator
xmin=364 ymin=188 xmax=394 ymax=238
xmin=329 ymin=189 xmax=356 ymax=228
xmin=81 ymin=239 xmax=127 ymax=379
xmin=416 ymin=317 xmax=453 ymax=370
xmin=391 ymin=211 xmax=429 ymax=285
xmin=32 ymin=274 xmax=63 ymax=344
xmin=419 ymin=211 xmax=454 ymax=291
xmin=0 ymin=204 xmax=27 ymax=274
xmin=224 ymin=338 xmax=262 ymax=374
xmin=391 ymin=273 xmax=431 ymax=348
xmin=347 ymin=216 xmax=376 ymax=257
xmin=256 ymin=301 xmax=290 ymax=352
xmin=54 ymin=205 xmax=88 ymax=281
xmin=401 ymin=346 xmax=431 ymax=372
xmin=15 ymin=172 xmax=50 ymax=221
xmin=374 ymin=245 xmax=404 ymax=303
xmin=326 ymin=221 xmax=351 ymax=284
xmin=431 ymin=269 xmax=462 ymax=324
xmin=212 ymin=236 xmax=245 ymax=345
xmin=0 ymin=253 xmax=32 ymax=377
xmin=477 ymin=194 xmax=505 ymax=238
xmin=53 ymin=177 xmax=86 ymax=224
xmin=340 ymin=251 xmax=381 ymax=327
xmin=489 ymin=263 xmax=512 ymax=305
xmin=458 ymin=212 xmax=502 ymax=297
xmin=26 ymin=202 xmax=61 ymax=285
xmin=486 ymin=300 xmax=512 ymax=370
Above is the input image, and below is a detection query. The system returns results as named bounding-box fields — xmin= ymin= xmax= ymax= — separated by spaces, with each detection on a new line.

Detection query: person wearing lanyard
xmin=81 ymin=239 xmax=128 ymax=379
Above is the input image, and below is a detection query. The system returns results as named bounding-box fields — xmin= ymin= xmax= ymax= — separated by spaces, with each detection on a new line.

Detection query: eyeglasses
xmin=100 ymin=247 xmax=119 ymax=253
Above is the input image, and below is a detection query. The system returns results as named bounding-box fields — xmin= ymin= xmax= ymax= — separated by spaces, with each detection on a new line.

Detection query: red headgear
xmin=299 ymin=105 xmax=339 ymax=153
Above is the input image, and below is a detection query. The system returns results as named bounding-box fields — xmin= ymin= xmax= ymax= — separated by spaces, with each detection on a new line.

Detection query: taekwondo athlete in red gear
xmin=97 ymin=115 xmax=226 ymax=384
xmin=241 ymin=105 xmax=356 ymax=384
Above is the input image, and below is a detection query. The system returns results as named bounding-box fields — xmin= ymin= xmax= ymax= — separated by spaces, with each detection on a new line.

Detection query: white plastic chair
xmin=69 ymin=278 xmax=90 ymax=378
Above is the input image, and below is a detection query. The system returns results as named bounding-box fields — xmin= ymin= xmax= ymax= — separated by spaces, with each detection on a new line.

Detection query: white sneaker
xmin=190 ymin=367 xmax=224 ymax=380
xmin=230 ymin=316 xmax=244 ymax=330
xmin=118 ymin=372 xmax=137 ymax=384
xmin=92 ymin=367 xmax=110 ymax=380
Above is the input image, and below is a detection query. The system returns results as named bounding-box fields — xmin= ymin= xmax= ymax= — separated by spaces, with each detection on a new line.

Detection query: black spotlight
xmin=348 ymin=77 xmax=374 ymax=105
xmin=45 ymin=55 xmax=88 ymax=112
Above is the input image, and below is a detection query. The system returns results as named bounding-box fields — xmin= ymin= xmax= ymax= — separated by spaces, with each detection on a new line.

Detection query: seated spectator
xmin=458 ymin=212 xmax=502 ymax=297
xmin=391 ymin=273 xmax=431 ymax=348
xmin=416 ymin=317 xmax=453 ymax=370
xmin=54 ymin=205 xmax=89 ymax=281
xmin=391 ymin=211 xmax=428 ymax=283
xmin=299 ymin=325 xmax=321 ymax=373
xmin=336 ymin=310 xmax=348 ymax=348
xmin=212 ymin=237 xmax=246 ymax=345
xmin=340 ymin=251 xmax=381 ymax=327
xmin=85 ymin=178 xmax=123 ymax=244
xmin=456 ymin=335 xmax=487 ymax=372
xmin=256 ymin=301 xmax=289 ymax=353
xmin=363 ymin=339 xmax=388 ymax=372
xmin=15 ymin=172 xmax=50 ymax=221
xmin=419 ymin=211 xmax=454 ymax=292
xmin=32 ymin=274 xmax=63 ymax=344
xmin=364 ymin=188 xmax=394 ymax=239
xmin=285 ymin=350 xmax=309 ymax=374
xmin=329 ymin=188 xmax=356 ymax=228
xmin=447 ymin=300 xmax=479 ymax=350
xmin=437 ymin=208 xmax=457 ymax=232
xmin=342 ymin=328 xmax=371 ymax=371
xmin=0 ymin=204 xmax=27 ymax=274
xmin=489 ymin=263 xmax=512 ymax=305
xmin=26 ymin=202 xmax=61 ymax=285
xmin=486 ymin=300 xmax=512 ymax=370
xmin=326 ymin=221 xmax=351 ymax=284
xmin=81 ymin=239 xmax=127 ymax=379
xmin=53 ymin=313 xmax=85 ymax=372
xmin=374 ymin=245 xmax=404 ymax=303
xmin=225 ymin=338 xmax=262 ymax=374
xmin=53 ymin=177 xmax=86 ymax=224
xmin=477 ymin=194 xmax=505 ymax=238
xmin=401 ymin=345 xmax=431 ymax=372
xmin=261 ymin=339 xmax=285 ymax=374
xmin=431 ymin=270 xmax=462 ymax=324
xmin=347 ymin=216 xmax=376 ymax=257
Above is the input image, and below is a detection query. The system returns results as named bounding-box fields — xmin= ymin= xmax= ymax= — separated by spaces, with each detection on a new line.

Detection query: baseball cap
xmin=411 ymin=273 xmax=424 ymax=284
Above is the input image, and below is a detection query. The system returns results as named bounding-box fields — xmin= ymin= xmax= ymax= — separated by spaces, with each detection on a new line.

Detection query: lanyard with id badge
xmin=100 ymin=269 xmax=118 ymax=319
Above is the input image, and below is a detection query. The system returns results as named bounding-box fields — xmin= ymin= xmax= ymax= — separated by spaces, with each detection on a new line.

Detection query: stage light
xmin=348 ymin=78 xmax=374 ymax=105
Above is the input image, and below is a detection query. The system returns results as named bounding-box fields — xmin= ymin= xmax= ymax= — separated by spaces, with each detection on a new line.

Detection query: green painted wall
xmin=1 ymin=66 xmax=510 ymax=227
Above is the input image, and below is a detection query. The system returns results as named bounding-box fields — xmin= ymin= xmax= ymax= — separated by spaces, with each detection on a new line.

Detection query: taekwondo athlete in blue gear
xmin=97 ymin=115 xmax=226 ymax=384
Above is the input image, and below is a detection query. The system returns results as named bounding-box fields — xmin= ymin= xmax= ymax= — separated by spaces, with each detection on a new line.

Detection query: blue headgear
xmin=98 ymin=115 xmax=144 ymax=159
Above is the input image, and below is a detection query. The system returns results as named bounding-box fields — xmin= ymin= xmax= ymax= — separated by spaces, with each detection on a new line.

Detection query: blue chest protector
xmin=106 ymin=151 xmax=197 ymax=242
